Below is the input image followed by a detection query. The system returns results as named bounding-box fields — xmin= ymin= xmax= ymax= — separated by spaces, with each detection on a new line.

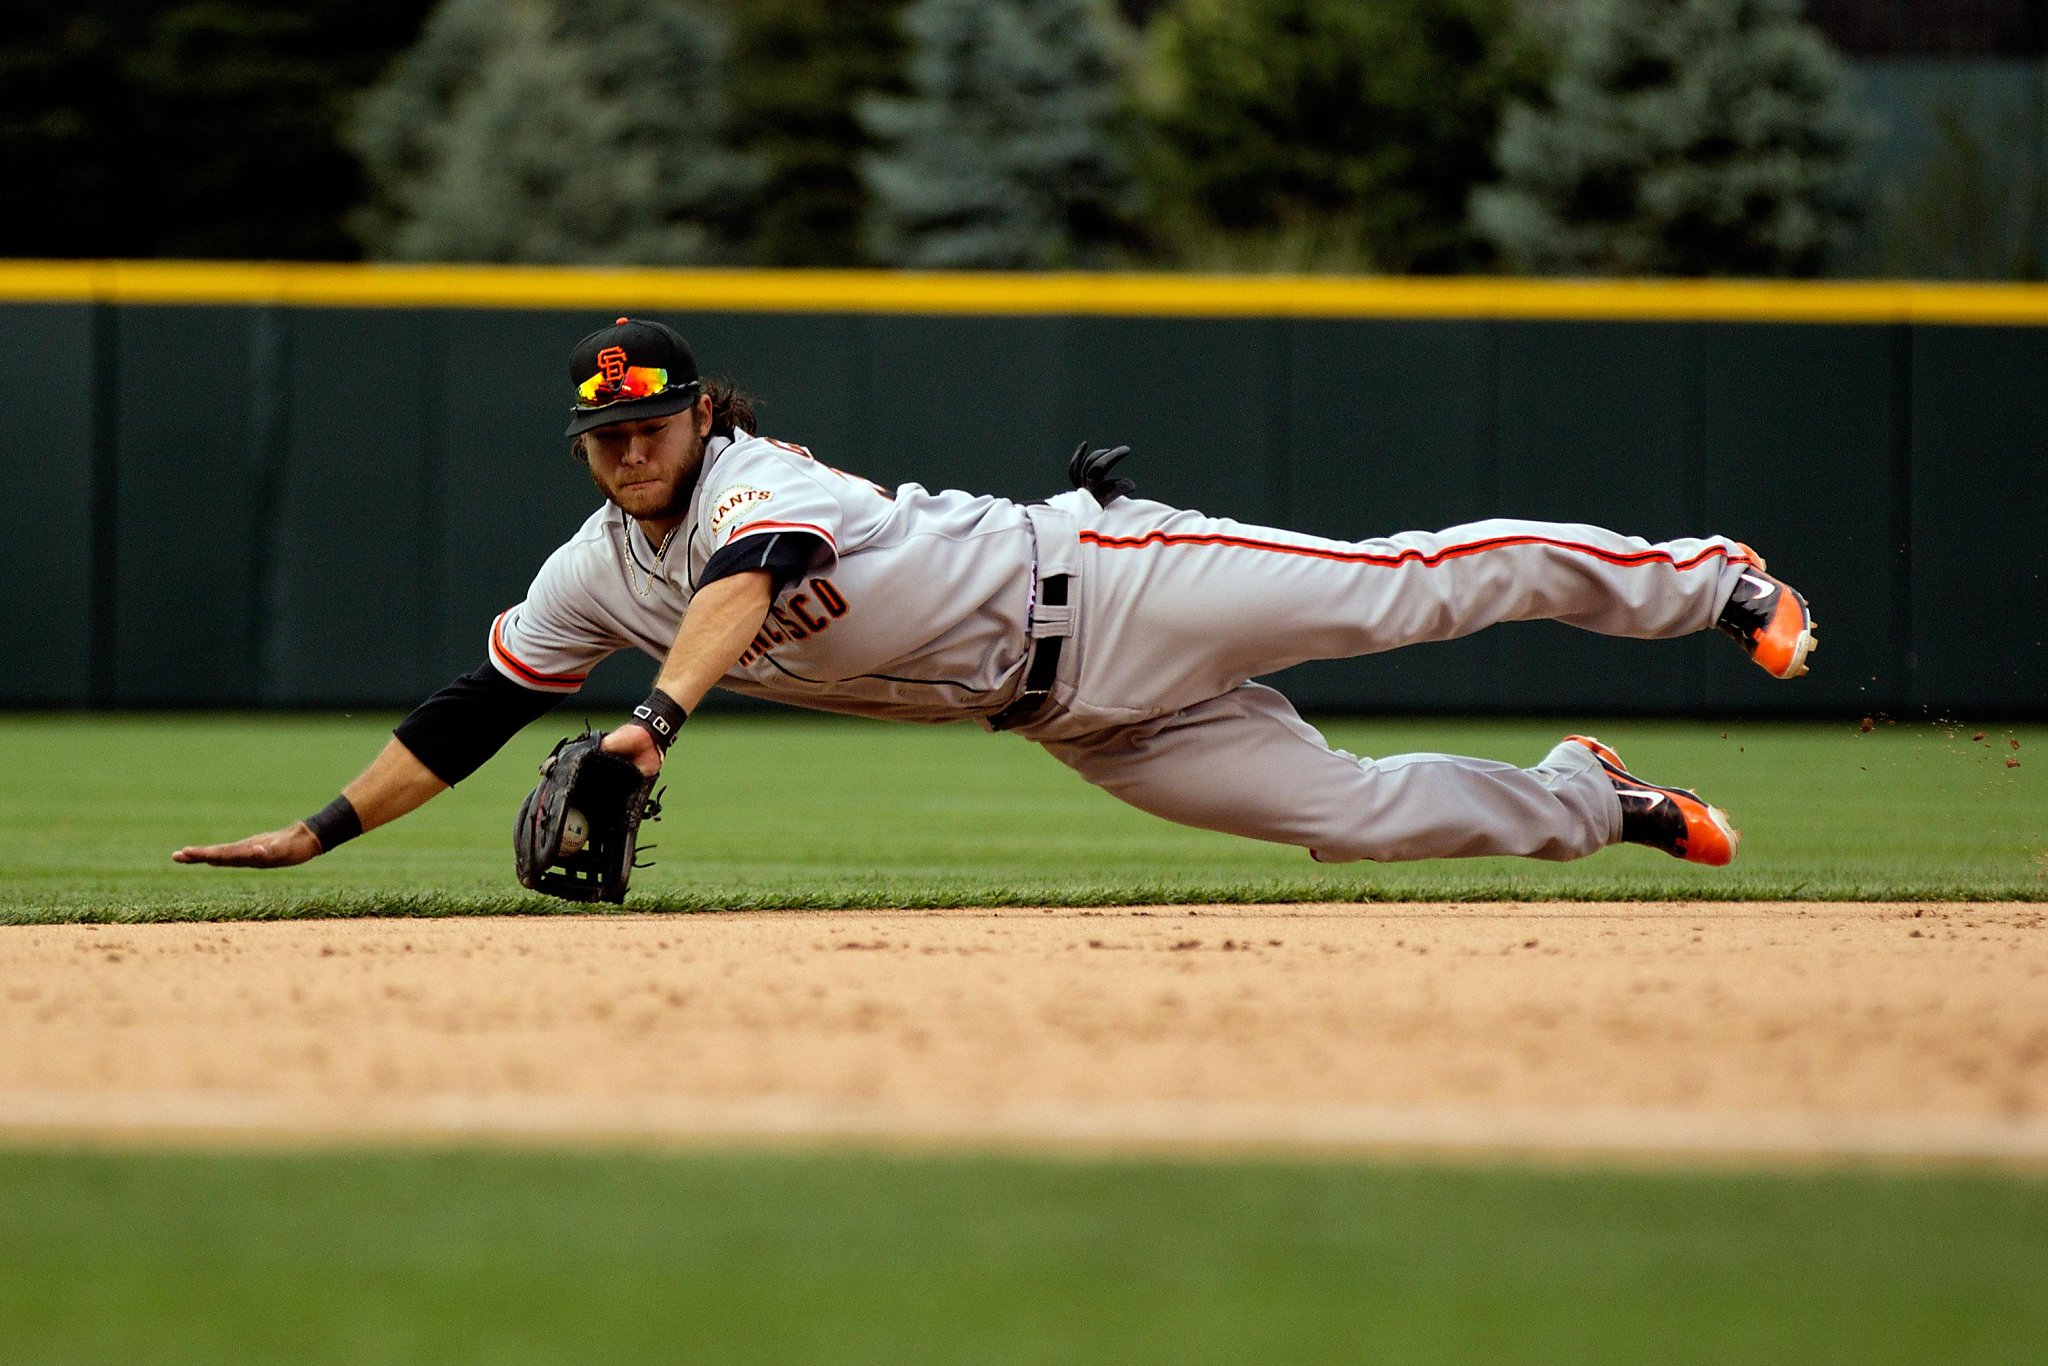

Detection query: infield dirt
xmin=3 ymin=903 xmax=2044 ymax=1161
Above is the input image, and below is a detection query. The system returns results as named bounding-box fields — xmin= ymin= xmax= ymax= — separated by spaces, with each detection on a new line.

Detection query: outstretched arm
xmin=174 ymin=662 xmax=565 ymax=869
xmin=602 ymin=569 xmax=774 ymax=776
xmin=172 ymin=737 xmax=448 ymax=868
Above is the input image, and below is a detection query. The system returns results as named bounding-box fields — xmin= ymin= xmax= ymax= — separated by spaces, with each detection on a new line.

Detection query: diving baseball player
xmin=175 ymin=317 xmax=1818 ymax=884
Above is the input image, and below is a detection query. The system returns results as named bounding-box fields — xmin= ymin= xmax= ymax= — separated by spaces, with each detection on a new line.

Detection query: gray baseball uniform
xmin=492 ymin=431 xmax=1754 ymax=864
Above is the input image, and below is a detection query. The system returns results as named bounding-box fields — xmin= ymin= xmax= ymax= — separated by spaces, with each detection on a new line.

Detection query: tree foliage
xmin=0 ymin=12 xmax=121 ymax=256
xmin=0 ymin=2 xmax=431 ymax=259
xmin=1877 ymin=101 xmax=2047 ymax=281
xmin=728 ymin=0 xmax=911 ymax=266
xmin=1143 ymin=0 xmax=1540 ymax=274
xmin=1472 ymin=0 xmax=1872 ymax=277
xmin=861 ymin=0 xmax=1137 ymax=269
xmin=350 ymin=0 xmax=759 ymax=264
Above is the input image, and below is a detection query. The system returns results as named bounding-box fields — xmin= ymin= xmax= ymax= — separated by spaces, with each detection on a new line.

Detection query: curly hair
xmin=703 ymin=378 xmax=758 ymax=438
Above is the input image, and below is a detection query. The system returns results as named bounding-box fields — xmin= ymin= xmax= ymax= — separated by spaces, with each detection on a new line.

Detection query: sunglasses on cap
xmin=574 ymin=341 xmax=702 ymax=410
xmin=578 ymin=365 xmax=683 ymax=407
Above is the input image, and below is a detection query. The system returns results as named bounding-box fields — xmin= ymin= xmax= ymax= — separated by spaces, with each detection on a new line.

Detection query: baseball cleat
xmin=1717 ymin=545 xmax=1816 ymax=679
xmin=1565 ymin=735 xmax=1740 ymax=867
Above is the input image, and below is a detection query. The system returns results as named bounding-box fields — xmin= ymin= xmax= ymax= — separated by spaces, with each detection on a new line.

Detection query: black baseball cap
xmin=564 ymin=317 xmax=703 ymax=437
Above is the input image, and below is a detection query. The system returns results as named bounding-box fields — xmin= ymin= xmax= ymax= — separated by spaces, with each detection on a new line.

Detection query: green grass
xmin=0 ymin=1146 xmax=2041 ymax=1365
xmin=1 ymin=713 xmax=2042 ymax=922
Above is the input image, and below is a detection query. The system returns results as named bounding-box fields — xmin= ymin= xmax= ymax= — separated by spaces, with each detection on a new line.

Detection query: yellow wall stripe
xmin=3 ymin=259 xmax=2047 ymax=325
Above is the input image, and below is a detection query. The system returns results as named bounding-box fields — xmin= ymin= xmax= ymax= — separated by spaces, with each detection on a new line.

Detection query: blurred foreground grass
xmin=0 ymin=1146 xmax=2041 ymax=1366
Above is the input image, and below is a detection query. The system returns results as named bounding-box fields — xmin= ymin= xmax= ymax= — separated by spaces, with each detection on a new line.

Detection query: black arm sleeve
xmin=700 ymin=531 xmax=826 ymax=594
xmin=392 ymin=662 xmax=564 ymax=786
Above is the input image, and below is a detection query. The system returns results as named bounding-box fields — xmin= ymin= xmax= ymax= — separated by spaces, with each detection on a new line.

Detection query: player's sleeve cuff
xmin=725 ymin=520 xmax=836 ymax=553
xmin=487 ymin=611 xmax=591 ymax=694
xmin=703 ymin=530 xmax=833 ymax=592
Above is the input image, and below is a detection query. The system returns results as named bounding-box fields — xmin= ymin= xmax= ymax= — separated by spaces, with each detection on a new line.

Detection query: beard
xmin=594 ymin=466 xmax=693 ymax=520
xmin=586 ymin=427 xmax=702 ymax=520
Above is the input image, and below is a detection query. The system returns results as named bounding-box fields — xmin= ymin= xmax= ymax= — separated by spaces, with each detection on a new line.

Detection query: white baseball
xmin=561 ymin=807 xmax=589 ymax=855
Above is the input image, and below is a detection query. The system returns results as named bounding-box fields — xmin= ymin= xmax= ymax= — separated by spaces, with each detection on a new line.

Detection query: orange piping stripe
xmin=1078 ymin=530 xmax=1750 ymax=573
xmin=490 ymin=613 xmax=588 ymax=688
xmin=728 ymin=519 xmax=837 ymax=548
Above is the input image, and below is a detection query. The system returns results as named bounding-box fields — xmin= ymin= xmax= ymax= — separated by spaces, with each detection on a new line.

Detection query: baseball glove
xmin=514 ymin=730 xmax=663 ymax=903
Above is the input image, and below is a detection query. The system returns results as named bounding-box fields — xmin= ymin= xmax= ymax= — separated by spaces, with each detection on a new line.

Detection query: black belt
xmin=988 ymin=574 xmax=1069 ymax=732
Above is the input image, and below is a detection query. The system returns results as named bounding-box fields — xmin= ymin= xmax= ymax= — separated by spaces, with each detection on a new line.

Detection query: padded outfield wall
xmin=0 ymin=263 xmax=2041 ymax=717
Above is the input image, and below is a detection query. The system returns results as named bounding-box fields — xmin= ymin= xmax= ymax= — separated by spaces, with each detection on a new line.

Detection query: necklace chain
xmin=623 ymin=523 xmax=678 ymax=599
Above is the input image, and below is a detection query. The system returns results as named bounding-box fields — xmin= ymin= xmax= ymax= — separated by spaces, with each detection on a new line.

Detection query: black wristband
xmin=303 ymin=795 xmax=363 ymax=853
xmin=629 ymin=688 xmax=689 ymax=752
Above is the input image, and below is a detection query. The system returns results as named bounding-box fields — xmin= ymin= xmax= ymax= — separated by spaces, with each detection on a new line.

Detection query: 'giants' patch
xmin=708 ymin=485 xmax=773 ymax=538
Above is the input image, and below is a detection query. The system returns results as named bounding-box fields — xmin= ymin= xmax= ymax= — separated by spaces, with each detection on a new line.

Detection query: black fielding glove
xmin=513 ymin=730 xmax=663 ymax=904
xmin=1068 ymin=442 xmax=1136 ymax=507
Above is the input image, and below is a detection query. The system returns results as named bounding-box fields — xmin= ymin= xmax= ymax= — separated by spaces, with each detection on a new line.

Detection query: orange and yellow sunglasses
xmin=576 ymin=364 xmax=678 ymax=408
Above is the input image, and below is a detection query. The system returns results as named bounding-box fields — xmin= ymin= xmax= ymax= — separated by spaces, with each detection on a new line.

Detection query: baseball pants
xmin=1024 ymin=500 xmax=1752 ymax=863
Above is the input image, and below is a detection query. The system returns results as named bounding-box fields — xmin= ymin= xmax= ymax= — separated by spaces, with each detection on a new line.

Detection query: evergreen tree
xmin=1472 ymin=0 xmax=1871 ymax=277
xmin=1878 ymin=103 xmax=2047 ymax=282
xmin=860 ymin=0 xmax=1137 ymax=269
xmin=0 ymin=2 xmax=433 ymax=259
xmin=350 ymin=0 xmax=759 ymax=264
xmin=0 ymin=12 xmax=123 ymax=256
xmin=728 ymin=0 xmax=910 ymax=266
xmin=1144 ymin=0 xmax=1539 ymax=274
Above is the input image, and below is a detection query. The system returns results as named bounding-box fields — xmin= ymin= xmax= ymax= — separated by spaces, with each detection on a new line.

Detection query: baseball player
xmin=175 ymin=317 xmax=1816 ymax=878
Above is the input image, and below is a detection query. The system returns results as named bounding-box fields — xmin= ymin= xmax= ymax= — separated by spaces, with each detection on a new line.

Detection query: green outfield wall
xmin=0 ymin=265 xmax=2041 ymax=717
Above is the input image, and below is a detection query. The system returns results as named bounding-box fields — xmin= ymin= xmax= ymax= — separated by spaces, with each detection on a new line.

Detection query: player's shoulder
xmin=702 ymin=429 xmax=828 ymax=486
xmin=696 ymin=430 xmax=838 ymax=530
xmin=530 ymin=504 xmax=624 ymax=593
xmin=555 ymin=503 xmax=622 ymax=559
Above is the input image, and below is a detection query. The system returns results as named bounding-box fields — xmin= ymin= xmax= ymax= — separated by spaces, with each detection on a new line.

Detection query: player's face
xmin=580 ymin=397 xmax=712 ymax=522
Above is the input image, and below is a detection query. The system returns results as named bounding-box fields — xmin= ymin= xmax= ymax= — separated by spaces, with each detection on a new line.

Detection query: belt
xmin=987 ymin=574 xmax=1068 ymax=732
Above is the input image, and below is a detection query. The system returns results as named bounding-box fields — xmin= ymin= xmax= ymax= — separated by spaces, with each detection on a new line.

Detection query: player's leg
xmin=1085 ymin=503 xmax=1734 ymax=660
xmin=1039 ymin=682 xmax=1621 ymax=863
xmin=1069 ymin=501 xmax=1804 ymax=717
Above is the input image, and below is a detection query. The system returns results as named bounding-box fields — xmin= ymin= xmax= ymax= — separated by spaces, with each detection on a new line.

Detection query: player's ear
xmin=569 ymin=434 xmax=589 ymax=464
xmin=696 ymin=391 xmax=714 ymax=439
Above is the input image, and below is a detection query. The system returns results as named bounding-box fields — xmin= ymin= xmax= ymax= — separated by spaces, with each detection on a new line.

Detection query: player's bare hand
xmin=602 ymin=723 xmax=664 ymax=777
xmin=173 ymin=822 xmax=323 ymax=868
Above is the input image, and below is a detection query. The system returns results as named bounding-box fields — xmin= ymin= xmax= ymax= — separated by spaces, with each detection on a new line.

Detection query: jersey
xmin=487 ymin=424 xmax=1763 ymax=869
xmin=488 ymin=431 xmax=1040 ymax=723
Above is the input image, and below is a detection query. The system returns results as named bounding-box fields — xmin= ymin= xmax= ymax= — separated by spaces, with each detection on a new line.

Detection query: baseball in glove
xmin=514 ymin=730 xmax=663 ymax=903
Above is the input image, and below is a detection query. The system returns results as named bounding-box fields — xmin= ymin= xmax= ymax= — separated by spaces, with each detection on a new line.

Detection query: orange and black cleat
xmin=1717 ymin=546 xmax=1816 ymax=679
xmin=1566 ymin=735 xmax=1740 ymax=867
